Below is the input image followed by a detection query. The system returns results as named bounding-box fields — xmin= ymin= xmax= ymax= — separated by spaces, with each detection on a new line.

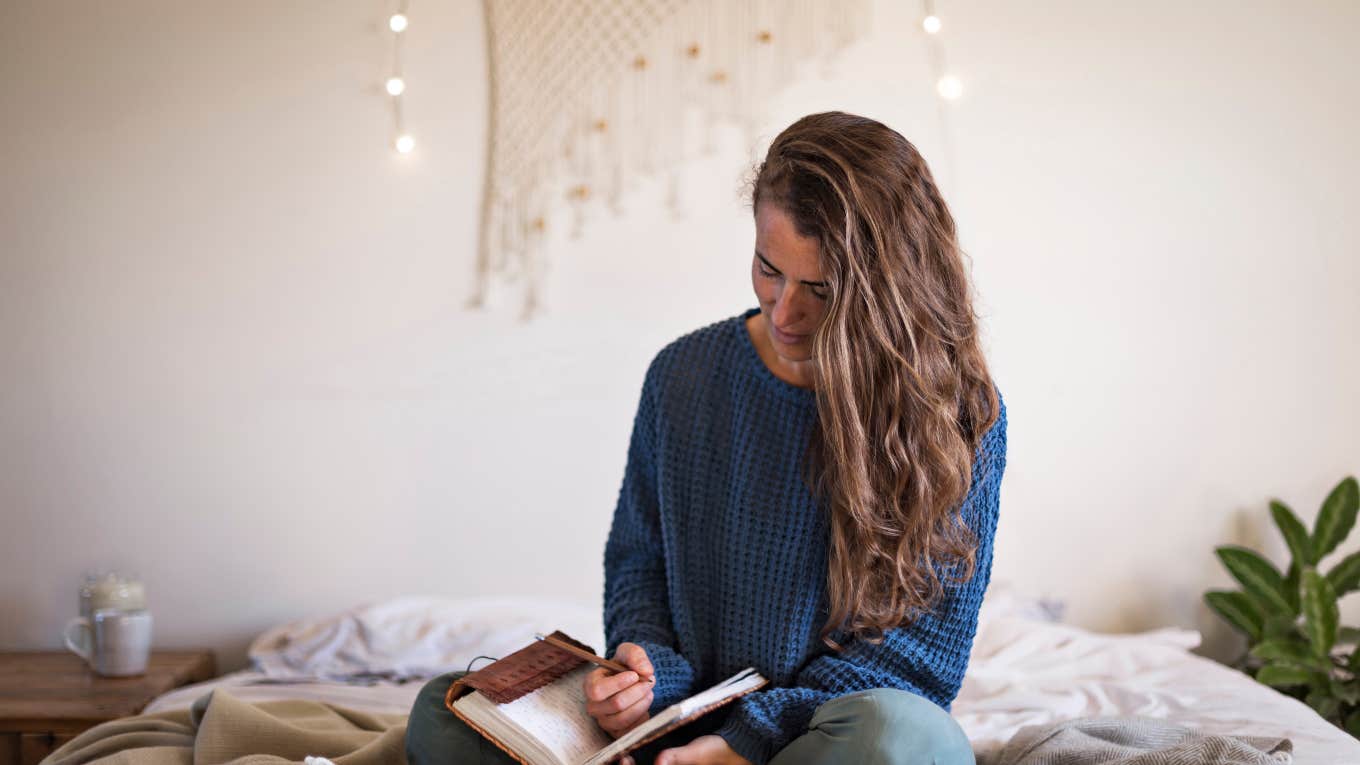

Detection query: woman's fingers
xmin=583 ymin=664 xmax=652 ymax=736
xmin=585 ymin=674 xmax=652 ymax=718
xmin=597 ymin=686 xmax=653 ymax=735
xmin=614 ymin=643 xmax=656 ymax=679
xmin=583 ymin=649 xmax=658 ymax=737
xmin=585 ymin=668 xmax=640 ymax=702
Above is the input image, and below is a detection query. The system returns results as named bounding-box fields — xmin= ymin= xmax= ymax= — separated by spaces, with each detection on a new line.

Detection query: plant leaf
xmin=1316 ymin=696 xmax=1341 ymax=722
xmin=1282 ymin=560 xmax=1301 ymax=615
xmin=1272 ymin=499 xmax=1315 ymax=567
xmin=1326 ymin=550 xmax=1360 ymax=597
xmin=1346 ymin=710 xmax=1360 ymax=739
xmin=1204 ymin=590 xmax=1264 ymax=641
xmin=1302 ymin=567 xmax=1340 ymax=659
xmin=1250 ymin=639 xmax=1328 ymax=670
xmin=1257 ymin=663 xmax=1317 ymax=688
xmin=1312 ymin=476 xmax=1360 ymax=562
xmin=1215 ymin=546 xmax=1293 ymax=616
xmin=1338 ymin=625 xmax=1360 ymax=646
xmin=1262 ymin=613 xmax=1299 ymax=641
xmin=1330 ymin=677 xmax=1360 ymax=705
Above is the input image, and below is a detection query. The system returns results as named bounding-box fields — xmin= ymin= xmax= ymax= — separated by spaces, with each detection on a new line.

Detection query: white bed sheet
xmin=144 ymin=669 xmax=425 ymax=716
xmin=959 ymin=615 xmax=1360 ymax=765
xmin=144 ymin=593 xmax=1360 ymax=765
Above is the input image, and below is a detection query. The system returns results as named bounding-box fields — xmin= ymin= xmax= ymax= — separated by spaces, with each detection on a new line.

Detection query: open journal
xmin=444 ymin=630 xmax=768 ymax=765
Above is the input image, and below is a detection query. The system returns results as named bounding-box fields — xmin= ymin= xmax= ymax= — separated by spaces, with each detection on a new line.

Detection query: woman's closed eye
xmin=758 ymin=265 xmax=829 ymax=300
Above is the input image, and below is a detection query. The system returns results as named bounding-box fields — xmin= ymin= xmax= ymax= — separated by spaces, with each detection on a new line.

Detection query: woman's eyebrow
xmin=755 ymin=250 xmax=827 ymax=287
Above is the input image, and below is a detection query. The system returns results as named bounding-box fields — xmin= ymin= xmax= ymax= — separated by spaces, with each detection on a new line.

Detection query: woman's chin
xmin=771 ymin=339 xmax=813 ymax=362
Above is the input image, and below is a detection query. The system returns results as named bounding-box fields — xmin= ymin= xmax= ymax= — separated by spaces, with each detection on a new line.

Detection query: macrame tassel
xmin=473 ymin=0 xmax=875 ymax=320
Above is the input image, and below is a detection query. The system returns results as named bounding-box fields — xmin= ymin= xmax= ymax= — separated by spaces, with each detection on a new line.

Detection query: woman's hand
xmin=617 ymin=734 xmax=752 ymax=765
xmin=584 ymin=642 xmax=656 ymax=738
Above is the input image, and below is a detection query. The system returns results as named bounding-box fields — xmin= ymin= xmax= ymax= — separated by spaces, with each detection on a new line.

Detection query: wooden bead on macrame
xmin=471 ymin=0 xmax=875 ymax=319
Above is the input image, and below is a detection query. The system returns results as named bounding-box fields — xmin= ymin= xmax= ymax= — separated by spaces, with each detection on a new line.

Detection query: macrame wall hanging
xmin=468 ymin=0 xmax=876 ymax=320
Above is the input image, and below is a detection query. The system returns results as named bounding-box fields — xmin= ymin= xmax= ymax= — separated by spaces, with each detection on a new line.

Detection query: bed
xmin=141 ymin=584 xmax=1360 ymax=765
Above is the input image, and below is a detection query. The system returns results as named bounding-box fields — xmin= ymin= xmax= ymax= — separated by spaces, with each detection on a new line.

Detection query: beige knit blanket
xmin=44 ymin=689 xmax=408 ymax=765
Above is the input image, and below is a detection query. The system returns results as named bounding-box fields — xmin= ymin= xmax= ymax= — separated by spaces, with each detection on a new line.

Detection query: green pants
xmin=406 ymin=672 xmax=976 ymax=765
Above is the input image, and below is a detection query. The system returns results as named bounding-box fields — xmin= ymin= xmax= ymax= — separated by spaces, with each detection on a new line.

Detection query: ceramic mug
xmin=63 ymin=608 xmax=153 ymax=677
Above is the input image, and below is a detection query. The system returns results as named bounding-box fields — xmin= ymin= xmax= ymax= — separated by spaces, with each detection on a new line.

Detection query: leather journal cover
xmin=444 ymin=630 xmax=768 ymax=765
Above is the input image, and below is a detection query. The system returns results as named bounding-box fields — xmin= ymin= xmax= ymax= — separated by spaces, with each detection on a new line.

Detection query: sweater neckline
xmin=736 ymin=307 xmax=818 ymax=407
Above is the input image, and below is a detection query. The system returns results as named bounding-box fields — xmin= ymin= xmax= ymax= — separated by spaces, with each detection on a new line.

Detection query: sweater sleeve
xmin=602 ymin=356 xmax=698 ymax=712
xmin=714 ymin=398 xmax=1008 ymax=765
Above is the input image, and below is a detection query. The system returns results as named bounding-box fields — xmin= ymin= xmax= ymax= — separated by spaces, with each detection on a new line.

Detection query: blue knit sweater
xmin=602 ymin=306 xmax=1008 ymax=765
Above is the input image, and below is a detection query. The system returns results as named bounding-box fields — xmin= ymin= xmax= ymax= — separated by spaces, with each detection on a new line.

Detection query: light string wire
xmin=921 ymin=0 xmax=959 ymax=196
xmin=389 ymin=0 xmax=413 ymax=154
xmin=468 ymin=1 xmax=874 ymax=320
xmin=440 ymin=3 xmax=961 ymax=319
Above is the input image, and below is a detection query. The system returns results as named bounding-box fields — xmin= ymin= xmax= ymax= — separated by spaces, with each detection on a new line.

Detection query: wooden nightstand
xmin=0 ymin=650 xmax=216 ymax=765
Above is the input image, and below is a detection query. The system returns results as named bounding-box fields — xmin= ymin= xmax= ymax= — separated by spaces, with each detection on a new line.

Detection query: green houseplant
xmin=1205 ymin=475 xmax=1360 ymax=734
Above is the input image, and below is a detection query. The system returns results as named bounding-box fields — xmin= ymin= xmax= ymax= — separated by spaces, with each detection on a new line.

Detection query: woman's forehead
xmin=755 ymin=204 xmax=821 ymax=274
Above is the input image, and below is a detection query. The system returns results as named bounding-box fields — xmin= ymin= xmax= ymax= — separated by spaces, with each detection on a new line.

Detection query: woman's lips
xmin=772 ymin=325 xmax=807 ymax=344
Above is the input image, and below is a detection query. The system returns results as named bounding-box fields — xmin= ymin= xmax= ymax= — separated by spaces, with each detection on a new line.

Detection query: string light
xmin=920 ymin=0 xmax=959 ymax=102
xmin=936 ymin=75 xmax=963 ymax=99
xmin=386 ymin=2 xmax=412 ymax=155
xmin=920 ymin=0 xmax=959 ymax=195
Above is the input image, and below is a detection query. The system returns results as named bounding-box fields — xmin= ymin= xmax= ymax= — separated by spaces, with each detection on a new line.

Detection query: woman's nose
xmin=772 ymin=288 xmax=807 ymax=327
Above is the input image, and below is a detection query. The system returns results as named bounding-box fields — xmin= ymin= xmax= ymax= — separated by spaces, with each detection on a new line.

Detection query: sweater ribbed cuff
xmin=632 ymin=639 xmax=696 ymax=712
xmin=713 ymin=710 xmax=777 ymax=765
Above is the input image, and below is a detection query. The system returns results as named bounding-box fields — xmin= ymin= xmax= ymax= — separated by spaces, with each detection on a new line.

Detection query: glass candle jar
xmin=79 ymin=571 xmax=147 ymax=618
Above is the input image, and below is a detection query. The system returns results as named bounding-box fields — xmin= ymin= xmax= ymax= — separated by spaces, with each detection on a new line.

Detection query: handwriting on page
xmin=497 ymin=664 xmax=614 ymax=764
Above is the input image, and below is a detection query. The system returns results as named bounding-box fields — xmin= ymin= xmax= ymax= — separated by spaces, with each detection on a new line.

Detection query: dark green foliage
xmin=1206 ymin=476 xmax=1360 ymax=733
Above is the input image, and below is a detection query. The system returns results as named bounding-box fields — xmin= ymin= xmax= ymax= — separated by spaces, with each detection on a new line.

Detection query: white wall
xmin=1 ymin=0 xmax=1356 ymax=672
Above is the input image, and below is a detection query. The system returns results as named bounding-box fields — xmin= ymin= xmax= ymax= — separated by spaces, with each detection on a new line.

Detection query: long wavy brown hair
xmin=748 ymin=111 xmax=1001 ymax=650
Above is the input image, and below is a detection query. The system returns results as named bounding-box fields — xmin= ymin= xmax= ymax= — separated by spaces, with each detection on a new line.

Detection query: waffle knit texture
xmin=602 ymin=307 xmax=1008 ymax=765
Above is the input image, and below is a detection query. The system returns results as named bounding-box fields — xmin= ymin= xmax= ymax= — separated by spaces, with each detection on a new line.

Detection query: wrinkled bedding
xmin=987 ymin=715 xmax=1294 ymax=765
xmin=134 ymin=584 xmax=1360 ymax=765
xmin=246 ymin=594 xmax=608 ymax=683
xmin=48 ymin=688 xmax=406 ymax=765
xmin=956 ymin=612 xmax=1359 ymax=764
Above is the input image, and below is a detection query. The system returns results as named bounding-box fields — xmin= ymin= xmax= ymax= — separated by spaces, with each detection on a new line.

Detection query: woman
xmin=406 ymin=110 xmax=1006 ymax=765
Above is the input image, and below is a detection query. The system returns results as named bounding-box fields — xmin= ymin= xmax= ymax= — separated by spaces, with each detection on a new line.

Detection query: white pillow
xmin=247 ymin=582 xmax=1061 ymax=683
xmin=248 ymin=595 xmax=606 ymax=682
xmin=978 ymin=578 xmax=1067 ymax=626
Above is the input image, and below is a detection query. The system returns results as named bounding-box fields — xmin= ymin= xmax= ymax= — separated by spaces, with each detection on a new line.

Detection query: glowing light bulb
xmin=395 ymin=134 xmax=415 ymax=153
xmin=386 ymin=77 xmax=405 ymax=96
xmin=936 ymin=75 xmax=963 ymax=100
xmin=389 ymin=13 xmax=408 ymax=33
xmin=922 ymin=15 xmax=942 ymax=34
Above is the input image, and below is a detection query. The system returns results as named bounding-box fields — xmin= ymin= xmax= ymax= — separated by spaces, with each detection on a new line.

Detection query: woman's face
xmin=752 ymin=202 xmax=829 ymax=363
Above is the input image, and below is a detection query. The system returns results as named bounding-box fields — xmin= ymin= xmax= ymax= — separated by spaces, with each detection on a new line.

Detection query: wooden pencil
xmin=533 ymin=632 xmax=656 ymax=683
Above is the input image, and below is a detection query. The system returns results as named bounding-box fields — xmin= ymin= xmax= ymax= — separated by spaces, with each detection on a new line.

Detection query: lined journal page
xmin=496 ymin=663 xmax=614 ymax=764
